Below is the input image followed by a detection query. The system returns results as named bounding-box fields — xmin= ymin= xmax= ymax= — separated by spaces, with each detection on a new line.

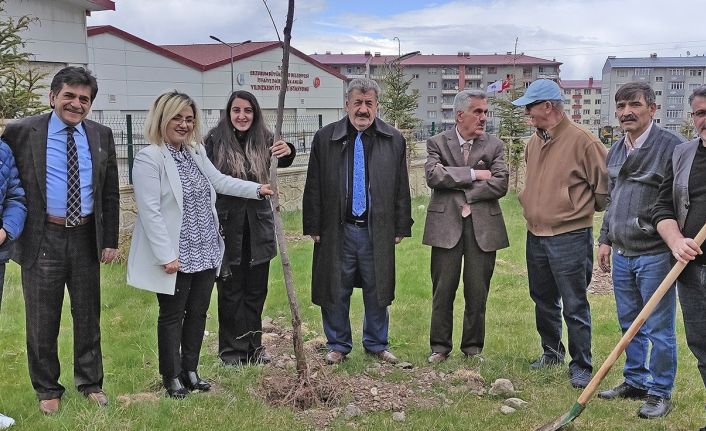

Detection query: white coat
xmin=127 ymin=143 xmax=260 ymax=294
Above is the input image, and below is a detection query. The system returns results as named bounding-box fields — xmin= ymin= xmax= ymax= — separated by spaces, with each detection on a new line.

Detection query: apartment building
xmin=559 ymin=78 xmax=602 ymax=135
xmin=312 ymin=51 xmax=561 ymax=133
xmin=602 ymin=55 xmax=706 ymax=135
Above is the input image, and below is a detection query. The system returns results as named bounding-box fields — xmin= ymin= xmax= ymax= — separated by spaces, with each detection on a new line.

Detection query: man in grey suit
xmin=423 ymin=89 xmax=509 ymax=363
xmin=1 ymin=67 xmax=119 ymax=414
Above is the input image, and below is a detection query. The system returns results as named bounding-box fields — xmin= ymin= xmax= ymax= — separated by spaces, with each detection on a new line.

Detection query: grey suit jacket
xmin=422 ymin=129 xmax=509 ymax=251
xmin=1 ymin=113 xmax=119 ymax=268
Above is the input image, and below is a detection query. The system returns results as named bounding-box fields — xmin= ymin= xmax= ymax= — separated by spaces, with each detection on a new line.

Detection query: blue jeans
xmin=321 ymin=224 xmax=389 ymax=354
xmin=612 ymin=251 xmax=676 ymax=398
xmin=527 ymin=228 xmax=593 ymax=373
xmin=677 ymin=263 xmax=706 ymax=388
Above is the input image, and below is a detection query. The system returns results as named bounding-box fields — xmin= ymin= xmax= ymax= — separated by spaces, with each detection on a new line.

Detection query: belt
xmin=346 ymin=218 xmax=368 ymax=228
xmin=46 ymin=214 xmax=93 ymax=227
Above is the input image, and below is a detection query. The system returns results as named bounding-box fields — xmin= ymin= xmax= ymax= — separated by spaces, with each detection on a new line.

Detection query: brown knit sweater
xmin=518 ymin=115 xmax=609 ymax=236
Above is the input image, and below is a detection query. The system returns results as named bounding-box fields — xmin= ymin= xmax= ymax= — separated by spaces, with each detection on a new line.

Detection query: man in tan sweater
xmin=512 ymin=79 xmax=609 ymax=389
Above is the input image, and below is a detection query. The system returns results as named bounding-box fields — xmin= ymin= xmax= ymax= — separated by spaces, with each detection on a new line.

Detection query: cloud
xmin=89 ymin=0 xmax=706 ymax=79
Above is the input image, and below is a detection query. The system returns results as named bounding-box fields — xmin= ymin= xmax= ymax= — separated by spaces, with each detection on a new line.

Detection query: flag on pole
xmin=486 ymin=79 xmax=502 ymax=93
xmin=501 ymin=79 xmax=511 ymax=92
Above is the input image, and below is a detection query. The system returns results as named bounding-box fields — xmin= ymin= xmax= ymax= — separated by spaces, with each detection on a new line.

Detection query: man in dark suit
xmin=1 ymin=66 xmax=119 ymax=414
xmin=423 ymin=89 xmax=509 ymax=363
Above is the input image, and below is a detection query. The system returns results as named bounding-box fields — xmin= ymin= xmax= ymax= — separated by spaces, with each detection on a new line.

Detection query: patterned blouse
xmin=166 ymin=144 xmax=222 ymax=273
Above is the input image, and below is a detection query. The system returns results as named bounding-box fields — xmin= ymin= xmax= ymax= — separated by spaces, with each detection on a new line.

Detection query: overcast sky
xmin=88 ymin=0 xmax=706 ymax=80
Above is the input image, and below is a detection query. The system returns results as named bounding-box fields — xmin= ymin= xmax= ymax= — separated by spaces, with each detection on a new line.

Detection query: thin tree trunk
xmin=268 ymin=0 xmax=308 ymax=377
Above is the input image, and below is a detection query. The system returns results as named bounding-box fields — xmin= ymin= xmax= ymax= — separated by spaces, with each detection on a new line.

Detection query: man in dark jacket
xmin=597 ymin=82 xmax=684 ymax=419
xmin=303 ymin=77 xmax=413 ymax=365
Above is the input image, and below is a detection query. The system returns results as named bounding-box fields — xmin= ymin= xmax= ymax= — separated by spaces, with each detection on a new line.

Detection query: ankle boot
xmin=162 ymin=376 xmax=189 ymax=399
xmin=180 ymin=371 xmax=211 ymax=392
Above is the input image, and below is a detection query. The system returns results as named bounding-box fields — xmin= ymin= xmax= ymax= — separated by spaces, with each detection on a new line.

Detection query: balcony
xmin=441 ymin=88 xmax=459 ymax=95
xmin=572 ymin=94 xmax=582 ymax=99
xmin=465 ymin=74 xmax=482 ymax=80
xmin=537 ymin=73 xmax=559 ymax=79
xmin=572 ymin=114 xmax=582 ymax=120
xmin=441 ymin=104 xmax=454 ymax=110
xmin=442 ymin=74 xmax=459 ymax=80
xmin=345 ymin=73 xmax=366 ymax=79
xmin=572 ymin=104 xmax=582 ymax=109
xmin=442 ymin=118 xmax=455 ymax=124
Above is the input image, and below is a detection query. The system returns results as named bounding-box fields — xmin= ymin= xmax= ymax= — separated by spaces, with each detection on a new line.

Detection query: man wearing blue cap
xmin=512 ymin=79 xmax=609 ymax=389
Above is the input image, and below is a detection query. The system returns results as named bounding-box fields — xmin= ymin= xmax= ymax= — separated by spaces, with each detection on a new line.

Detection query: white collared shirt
xmin=624 ymin=121 xmax=653 ymax=155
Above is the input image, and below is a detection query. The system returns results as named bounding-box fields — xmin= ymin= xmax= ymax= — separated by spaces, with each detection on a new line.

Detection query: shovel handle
xmin=577 ymin=221 xmax=706 ymax=405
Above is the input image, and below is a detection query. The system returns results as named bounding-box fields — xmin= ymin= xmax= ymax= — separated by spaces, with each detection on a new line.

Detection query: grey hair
xmin=346 ymin=77 xmax=381 ymax=100
xmin=453 ymin=89 xmax=487 ymax=113
xmin=689 ymin=85 xmax=706 ymax=104
xmin=550 ymin=100 xmax=564 ymax=111
xmin=616 ymin=82 xmax=656 ymax=105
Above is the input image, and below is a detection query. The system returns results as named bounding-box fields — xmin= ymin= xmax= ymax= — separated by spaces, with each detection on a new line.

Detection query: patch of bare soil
xmin=254 ymin=317 xmax=487 ymax=430
xmin=588 ymin=265 xmax=614 ymax=295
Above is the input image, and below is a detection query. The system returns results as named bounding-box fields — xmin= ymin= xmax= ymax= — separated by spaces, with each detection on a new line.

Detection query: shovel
xmin=536 ymin=221 xmax=706 ymax=431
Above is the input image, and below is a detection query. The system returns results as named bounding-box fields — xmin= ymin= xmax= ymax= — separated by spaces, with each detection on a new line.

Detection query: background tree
xmin=378 ymin=63 xmax=420 ymax=130
xmin=493 ymin=89 xmax=529 ymax=190
xmin=0 ymin=0 xmax=46 ymax=120
xmin=680 ymin=115 xmax=695 ymax=139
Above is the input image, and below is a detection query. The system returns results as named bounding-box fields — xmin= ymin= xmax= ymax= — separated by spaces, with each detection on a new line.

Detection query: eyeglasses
xmin=526 ymin=100 xmax=547 ymax=109
xmin=690 ymin=110 xmax=706 ymax=118
xmin=171 ymin=116 xmax=195 ymax=126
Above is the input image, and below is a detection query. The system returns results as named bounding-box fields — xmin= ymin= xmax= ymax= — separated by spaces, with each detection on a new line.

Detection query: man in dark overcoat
xmin=303 ymin=77 xmax=413 ymax=364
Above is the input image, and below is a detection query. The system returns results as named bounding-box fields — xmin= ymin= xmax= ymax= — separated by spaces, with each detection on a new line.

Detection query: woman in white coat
xmin=127 ymin=91 xmax=273 ymax=398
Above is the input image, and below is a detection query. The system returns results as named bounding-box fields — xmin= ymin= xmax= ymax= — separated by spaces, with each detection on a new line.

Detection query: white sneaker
xmin=0 ymin=413 xmax=15 ymax=429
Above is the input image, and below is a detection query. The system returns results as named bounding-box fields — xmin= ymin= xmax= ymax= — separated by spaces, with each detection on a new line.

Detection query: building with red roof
xmin=559 ymin=77 xmax=602 ymax=135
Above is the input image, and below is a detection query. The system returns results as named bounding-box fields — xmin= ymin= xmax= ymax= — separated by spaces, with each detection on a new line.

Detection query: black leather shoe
xmin=530 ymin=354 xmax=564 ymax=369
xmin=598 ymin=382 xmax=647 ymax=400
xmin=163 ymin=377 xmax=189 ymax=399
xmin=180 ymin=371 xmax=211 ymax=392
xmin=638 ymin=395 xmax=672 ymax=419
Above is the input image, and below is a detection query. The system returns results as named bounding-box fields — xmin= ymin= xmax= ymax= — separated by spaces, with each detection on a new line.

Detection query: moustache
xmin=620 ymin=115 xmax=638 ymax=122
xmin=355 ymin=113 xmax=370 ymax=118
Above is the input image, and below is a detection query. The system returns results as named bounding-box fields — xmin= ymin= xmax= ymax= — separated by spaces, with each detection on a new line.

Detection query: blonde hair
xmin=144 ymin=90 xmax=203 ymax=146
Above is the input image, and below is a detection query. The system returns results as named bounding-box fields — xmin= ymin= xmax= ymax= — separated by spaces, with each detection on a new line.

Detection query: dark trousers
xmin=321 ymin=224 xmax=389 ymax=354
xmin=156 ymin=269 xmax=216 ymax=379
xmin=217 ymin=258 xmax=270 ymax=364
xmin=21 ymin=223 xmax=102 ymax=400
xmin=429 ymin=216 xmax=496 ymax=355
xmin=677 ymin=263 xmax=706 ymax=388
xmin=0 ymin=262 xmax=5 ymax=313
xmin=526 ymin=228 xmax=593 ymax=373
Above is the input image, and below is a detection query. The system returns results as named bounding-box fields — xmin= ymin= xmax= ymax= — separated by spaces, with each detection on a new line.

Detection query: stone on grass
xmin=396 ymin=361 xmax=414 ymax=369
xmin=262 ymin=317 xmax=277 ymax=333
xmin=488 ymin=378 xmax=516 ymax=397
xmin=500 ymin=405 xmax=516 ymax=415
xmin=344 ymin=403 xmax=363 ymax=418
xmin=392 ymin=411 xmax=406 ymax=422
xmin=503 ymin=398 xmax=528 ymax=410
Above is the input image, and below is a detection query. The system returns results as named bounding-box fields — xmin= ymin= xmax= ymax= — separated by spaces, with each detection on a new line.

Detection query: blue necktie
xmin=352 ymin=131 xmax=366 ymax=216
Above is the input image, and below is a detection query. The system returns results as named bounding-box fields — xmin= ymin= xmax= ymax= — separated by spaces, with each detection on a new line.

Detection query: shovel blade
xmin=535 ymin=402 xmax=585 ymax=431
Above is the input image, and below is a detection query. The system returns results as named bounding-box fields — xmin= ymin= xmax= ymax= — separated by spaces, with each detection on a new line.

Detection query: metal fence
xmin=90 ymin=113 xmax=323 ymax=185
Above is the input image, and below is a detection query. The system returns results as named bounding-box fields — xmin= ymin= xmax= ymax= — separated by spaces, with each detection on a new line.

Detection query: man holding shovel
xmin=597 ymin=82 xmax=684 ymax=419
xmin=654 ymin=85 xmax=706 ymax=430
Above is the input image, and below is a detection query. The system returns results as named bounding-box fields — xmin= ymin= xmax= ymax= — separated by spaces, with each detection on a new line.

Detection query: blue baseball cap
xmin=512 ymin=79 xmax=562 ymax=106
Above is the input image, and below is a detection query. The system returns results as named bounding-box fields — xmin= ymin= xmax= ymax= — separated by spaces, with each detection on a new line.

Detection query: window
xmin=595 ymin=99 xmax=601 ymax=105
xmin=564 ymin=99 xmax=571 ymax=105
xmin=564 ymin=89 xmax=571 ymax=95
xmin=670 ymin=68 xmax=684 ymax=76
xmin=583 ymin=109 xmax=590 ymax=114
xmin=582 ymin=120 xmax=590 ymax=124
xmin=596 ymin=89 xmax=601 ymax=94
xmin=654 ymin=119 xmax=661 ymax=124
xmin=594 ymin=119 xmax=601 ymax=125
xmin=667 ymin=96 xmax=684 ymax=104
xmin=538 ymin=66 xmax=545 ymax=73
xmin=487 ymin=66 xmax=497 ymax=74
xmin=617 ymin=69 xmax=628 ymax=77
xmin=428 ymin=82 xmax=437 ymax=89
xmin=594 ymin=109 xmax=601 ymax=114
xmin=690 ymin=69 xmax=703 ymax=77
xmin=689 ymin=83 xmax=701 ymax=91
xmin=655 ymin=76 xmax=663 ymax=82
xmin=412 ymin=73 xmax=419 ymax=79
xmin=584 ymin=99 xmax=591 ymax=104
xmin=665 ymin=124 xmax=679 ymax=132
xmin=635 ymin=68 xmax=651 ymax=76
xmin=428 ymin=67 xmax=437 ymax=75
xmin=346 ymin=67 xmax=352 ymax=73
xmin=584 ymin=89 xmax=591 ymax=95
xmin=574 ymin=110 xmax=580 ymax=115
xmin=467 ymin=67 xmax=481 ymax=75
xmin=657 ymin=104 xmax=661 ymax=109
xmin=427 ymin=111 xmax=437 ymax=119
xmin=428 ymin=96 xmax=437 ymax=104
xmin=669 ymin=82 xmax=684 ymax=90
xmin=655 ymin=90 xmax=662 ymax=95
xmin=666 ymin=110 xmax=683 ymax=118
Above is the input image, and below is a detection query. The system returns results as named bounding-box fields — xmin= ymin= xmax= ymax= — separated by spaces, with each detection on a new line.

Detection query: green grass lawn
xmin=0 ymin=193 xmax=704 ymax=430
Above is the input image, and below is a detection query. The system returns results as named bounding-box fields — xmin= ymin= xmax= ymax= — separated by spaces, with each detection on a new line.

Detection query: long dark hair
xmin=208 ymin=91 xmax=271 ymax=183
